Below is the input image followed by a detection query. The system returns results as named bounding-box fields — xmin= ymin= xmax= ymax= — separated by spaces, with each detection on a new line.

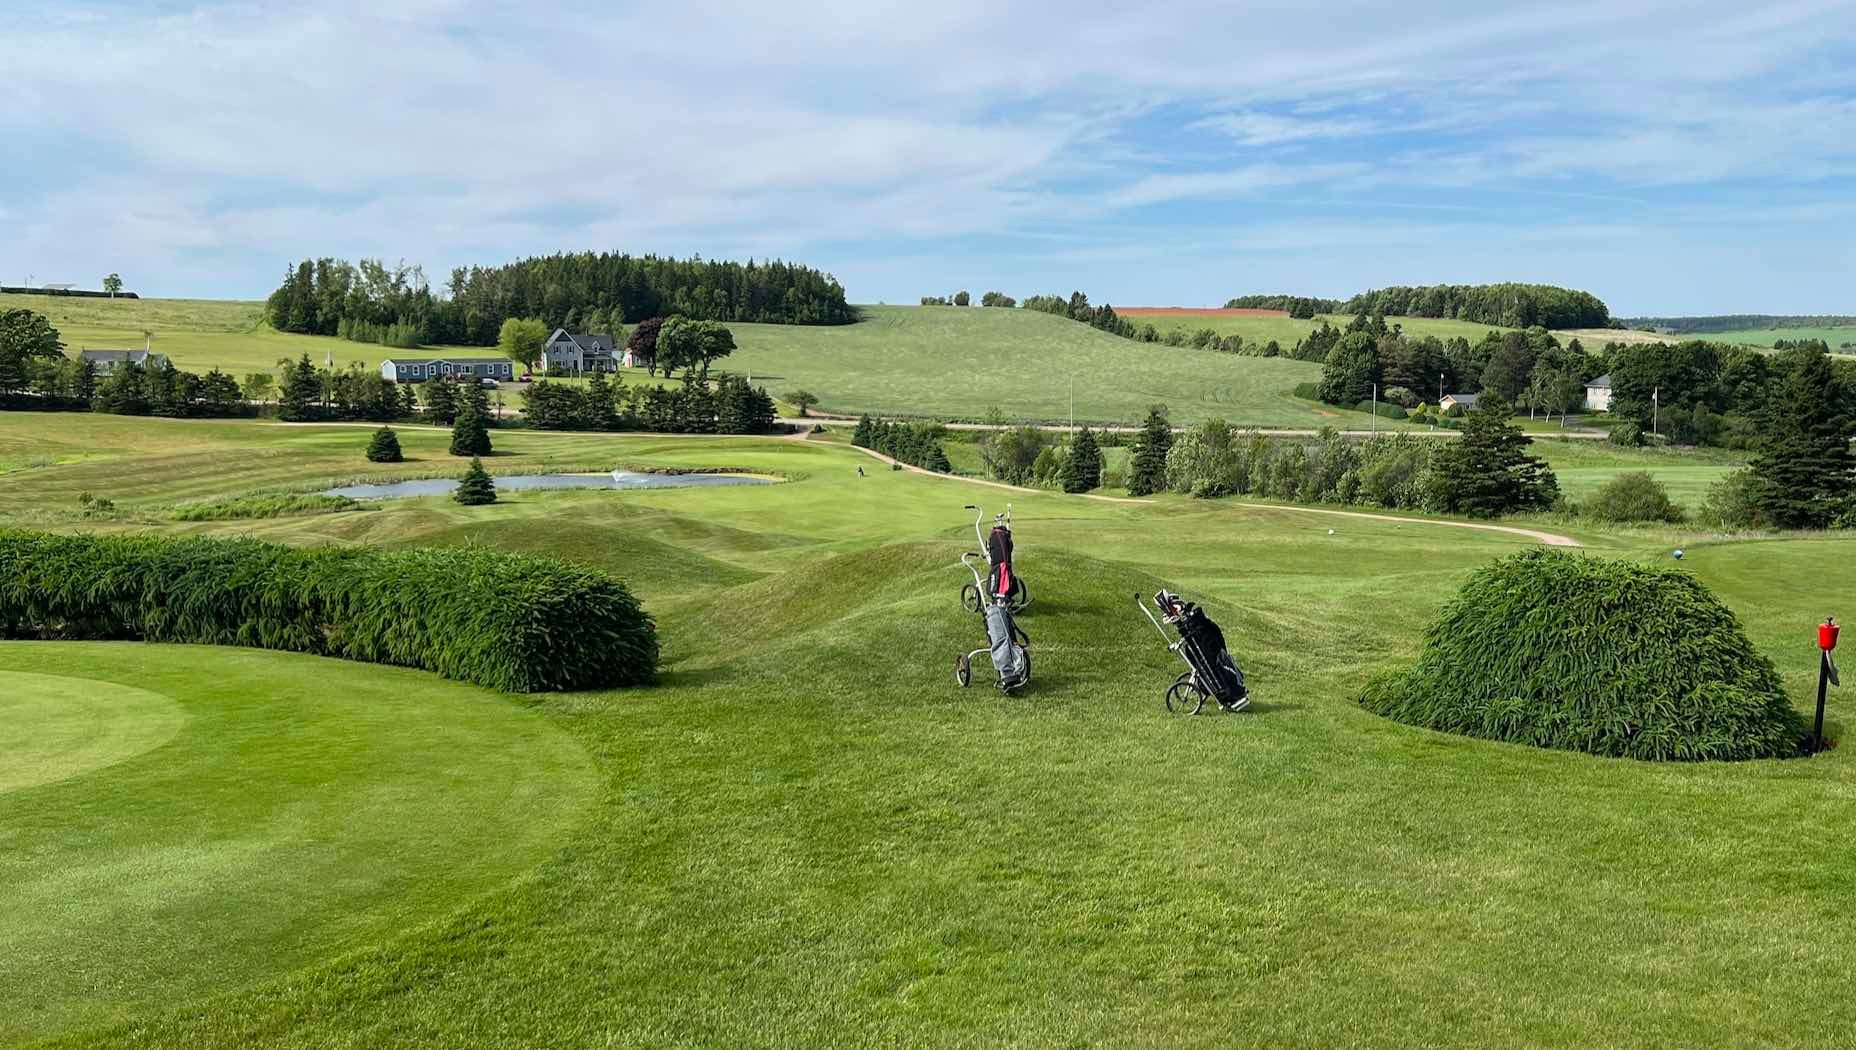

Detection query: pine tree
xmin=1062 ymin=426 xmax=1103 ymax=493
xmin=1750 ymin=348 xmax=1854 ymax=528
xmin=584 ymin=370 xmax=618 ymax=431
xmin=1431 ymin=396 xmax=1559 ymax=518
xmin=450 ymin=403 xmax=492 ymax=456
xmin=852 ymin=414 xmax=875 ymax=447
xmin=924 ymin=443 xmax=952 ymax=473
xmin=366 ymin=425 xmax=403 ymax=463
xmin=453 ymin=457 xmax=497 ymax=505
xmin=1127 ymin=408 xmax=1173 ymax=496
xmin=277 ymin=354 xmax=321 ymax=422
xmin=421 ymin=377 xmax=457 ymax=424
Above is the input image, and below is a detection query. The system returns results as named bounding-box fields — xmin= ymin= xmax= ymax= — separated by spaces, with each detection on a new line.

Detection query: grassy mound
xmin=0 ymin=530 xmax=656 ymax=692
xmin=1360 ymin=549 xmax=1802 ymax=760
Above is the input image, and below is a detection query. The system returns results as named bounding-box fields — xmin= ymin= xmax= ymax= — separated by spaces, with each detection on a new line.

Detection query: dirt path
xmin=1230 ymin=503 xmax=1582 ymax=547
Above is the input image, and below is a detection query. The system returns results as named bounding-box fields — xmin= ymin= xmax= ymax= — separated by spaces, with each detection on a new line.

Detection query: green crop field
xmin=1685 ymin=326 xmax=1856 ymax=350
xmin=3 ymin=409 xmax=1854 ymax=1047
xmin=726 ymin=305 xmax=1401 ymax=427
xmin=1122 ymin=309 xmax=1508 ymax=347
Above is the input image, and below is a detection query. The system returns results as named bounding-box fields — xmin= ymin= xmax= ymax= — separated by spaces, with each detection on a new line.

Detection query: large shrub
xmin=1361 ymin=549 xmax=1802 ymax=761
xmin=0 ymin=531 xmax=656 ymax=692
xmin=1584 ymin=471 xmax=1685 ymax=523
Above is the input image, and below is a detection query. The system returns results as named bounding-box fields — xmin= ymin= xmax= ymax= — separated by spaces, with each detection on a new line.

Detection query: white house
xmin=540 ymin=329 xmax=631 ymax=373
xmin=1584 ymin=374 xmax=1613 ymax=412
xmin=1440 ymin=392 xmax=1481 ymax=413
xmin=379 ymin=357 xmax=514 ymax=383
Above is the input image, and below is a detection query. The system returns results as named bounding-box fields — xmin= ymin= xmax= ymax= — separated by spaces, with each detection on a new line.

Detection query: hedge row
xmin=0 ymin=530 xmax=657 ymax=692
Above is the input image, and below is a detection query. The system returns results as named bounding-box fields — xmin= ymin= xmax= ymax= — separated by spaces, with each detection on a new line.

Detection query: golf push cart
xmin=959 ymin=504 xmax=1029 ymax=614
xmin=1137 ymin=589 xmax=1249 ymax=714
xmin=955 ymin=549 xmax=1032 ymax=694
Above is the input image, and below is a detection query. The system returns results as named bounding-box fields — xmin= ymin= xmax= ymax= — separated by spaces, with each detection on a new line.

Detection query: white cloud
xmin=0 ymin=0 xmax=1853 ymax=305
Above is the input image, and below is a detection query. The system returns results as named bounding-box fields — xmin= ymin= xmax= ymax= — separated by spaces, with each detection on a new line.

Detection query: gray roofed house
xmin=1440 ymin=391 xmax=1481 ymax=412
xmin=541 ymin=328 xmax=630 ymax=373
xmin=79 ymin=349 xmax=169 ymax=375
xmin=379 ymin=357 xmax=514 ymax=383
xmin=1584 ymin=373 xmax=1613 ymax=412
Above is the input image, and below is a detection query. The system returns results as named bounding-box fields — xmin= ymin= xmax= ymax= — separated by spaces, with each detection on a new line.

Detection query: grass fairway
xmin=0 ymin=644 xmax=596 ymax=1043
xmin=1532 ymin=437 xmax=1746 ymax=508
xmin=5 ymin=413 xmax=1856 ymax=1047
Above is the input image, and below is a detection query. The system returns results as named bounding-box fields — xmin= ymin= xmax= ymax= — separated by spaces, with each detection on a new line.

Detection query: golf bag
xmin=987 ymin=523 xmax=1016 ymax=600
xmin=1172 ymin=600 xmax=1247 ymax=706
xmin=985 ymin=603 xmax=1031 ymax=692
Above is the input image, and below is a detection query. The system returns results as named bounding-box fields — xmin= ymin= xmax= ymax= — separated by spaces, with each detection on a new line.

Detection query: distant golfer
xmin=857 ymin=466 xmax=865 ymax=477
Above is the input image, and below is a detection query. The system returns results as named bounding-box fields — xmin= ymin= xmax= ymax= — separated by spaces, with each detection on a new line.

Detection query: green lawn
xmin=0 ymin=644 xmax=595 ymax=1044
xmin=4 ymin=408 xmax=1853 ymax=1048
xmin=1532 ymin=438 xmax=1746 ymax=508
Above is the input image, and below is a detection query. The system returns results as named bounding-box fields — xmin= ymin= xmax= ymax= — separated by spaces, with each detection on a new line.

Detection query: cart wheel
xmin=1166 ymin=674 xmax=1206 ymax=715
xmin=960 ymin=584 xmax=982 ymax=613
xmin=956 ymin=653 xmax=972 ymax=687
xmin=1007 ymin=579 xmax=1030 ymax=613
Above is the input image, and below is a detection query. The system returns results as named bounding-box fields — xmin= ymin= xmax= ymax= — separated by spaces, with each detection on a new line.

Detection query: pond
xmin=325 ymin=470 xmax=774 ymax=501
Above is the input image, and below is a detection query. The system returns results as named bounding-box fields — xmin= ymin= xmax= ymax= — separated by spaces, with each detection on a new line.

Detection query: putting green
xmin=0 ymin=642 xmax=599 ymax=1044
xmin=0 ymin=671 xmax=188 ymax=793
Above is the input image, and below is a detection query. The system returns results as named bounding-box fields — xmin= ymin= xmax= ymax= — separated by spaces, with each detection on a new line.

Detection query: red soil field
xmin=1115 ymin=307 xmax=1290 ymax=318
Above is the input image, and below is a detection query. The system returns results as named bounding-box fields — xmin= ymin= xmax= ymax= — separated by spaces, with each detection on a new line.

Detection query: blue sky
xmin=3 ymin=0 xmax=1854 ymax=315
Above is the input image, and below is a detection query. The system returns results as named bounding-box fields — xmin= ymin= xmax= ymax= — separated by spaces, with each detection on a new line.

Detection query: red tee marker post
xmin=1815 ymin=617 xmax=1840 ymax=753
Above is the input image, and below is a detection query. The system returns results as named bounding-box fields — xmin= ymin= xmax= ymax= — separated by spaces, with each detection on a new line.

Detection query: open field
xmin=1120 ymin=309 xmax=1508 ymax=346
xmin=1532 ymin=438 xmax=1746 ymax=508
xmin=3 ymin=410 xmax=1855 ymax=1046
xmin=1684 ymin=326 xmax=1856 ymax=350
xmin=726 ymin=305 xmax=1403 ymax=427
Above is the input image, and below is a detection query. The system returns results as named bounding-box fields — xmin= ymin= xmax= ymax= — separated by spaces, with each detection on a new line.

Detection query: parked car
xmin=518 ymin=372 xmax=534 ymax=383
xmin=479 ymin=378 xmax=500 ymax=388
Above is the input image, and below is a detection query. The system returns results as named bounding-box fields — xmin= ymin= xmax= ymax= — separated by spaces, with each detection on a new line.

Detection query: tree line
xmin=267 ymin=252 xmax=854 ymax=349
xmin=1223 ymin=294 xmax=1340 ymax=318
xmin=851 ymin=416 xmax=953 ymax=473
xmin=524 ymin=372 xmax=775 ymax=435
xmin=1337 ymin=283 xmax=1610 ymax=329
xmin=1620 ymin=314 xmax=1856 ymax=334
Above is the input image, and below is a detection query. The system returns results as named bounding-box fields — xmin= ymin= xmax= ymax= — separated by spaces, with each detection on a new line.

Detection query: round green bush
xmin=1584 ymin=471 xmax=1685 ymax=523
xmin=1360 ymin=549 xmax=1803 ymax=761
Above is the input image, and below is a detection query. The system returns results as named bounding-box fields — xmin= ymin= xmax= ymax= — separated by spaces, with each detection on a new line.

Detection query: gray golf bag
xmin=956 ymin=552 xmax=1032 ymax=692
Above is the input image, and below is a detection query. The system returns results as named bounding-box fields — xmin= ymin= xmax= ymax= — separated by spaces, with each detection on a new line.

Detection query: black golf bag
xmin=986 ymin=523 xmax=1019 ymax=602
xmin=1165 ymin=596 xmax=1247 ymax=707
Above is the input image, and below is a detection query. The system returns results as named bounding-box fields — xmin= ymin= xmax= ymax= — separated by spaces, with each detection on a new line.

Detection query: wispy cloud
xmin=0 ymin=0 xmax=1853 ymax=312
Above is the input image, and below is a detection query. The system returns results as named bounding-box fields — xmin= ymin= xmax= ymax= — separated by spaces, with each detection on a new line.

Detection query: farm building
xmin=541 ymin=329 xmax=633 ymax=373
xmin=79 ymin=349 xmax=169 ymax=374
xmin=1584 ymin=374 xmax=1613 ymax=412
xmin=379 ymin=357 xmax=514 ymax=383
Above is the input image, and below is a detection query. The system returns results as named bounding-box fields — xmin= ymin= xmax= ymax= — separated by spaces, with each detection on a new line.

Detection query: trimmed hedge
xmin=1360 ymin=549 xmax=1802 ymax=761
xmin=0 ymin=530 xmax=656 ymax=692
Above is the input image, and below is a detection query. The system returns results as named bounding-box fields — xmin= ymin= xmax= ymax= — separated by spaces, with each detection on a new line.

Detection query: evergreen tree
xmin=94 ymin=361 xmax=151 ymax=415
xmin=583 ymin=370 xmax=618 ymax=430
xmin=421 ymin=376 xmax=459 ymax=424
xmin=1317 ymin=332 xmax=1379 ymax=405
xmin=366 ymin=425 xmax=403 ymax=463
xmin=277 ymin=354 xmax=322 ymax=421
xmin=1127 ymin=408 xmax=1173 ymax=496
xmin=852 ymin=414 xmax=875 ymax=447
xmin=453 ymin=457 xmax=497 ymax=505
xmin=1061 ymin=426 xmax=1103 ymax=493
xmin=924 ymin=443 xmax=953 ymax=473
xmin=450 ymin=402 xmax=492 ymax=456
xmin=1430 ymin=396 xmax=1559 ymax=518
xmin=1749 ymin=348 xmax=1854 ymax=528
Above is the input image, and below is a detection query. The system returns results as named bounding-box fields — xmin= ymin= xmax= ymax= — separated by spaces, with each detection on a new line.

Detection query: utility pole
xmin=1372 ymin=382 xmax=1378 ymax=435
xmin=1652 ymin=386 xmax=1660 ymax=440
